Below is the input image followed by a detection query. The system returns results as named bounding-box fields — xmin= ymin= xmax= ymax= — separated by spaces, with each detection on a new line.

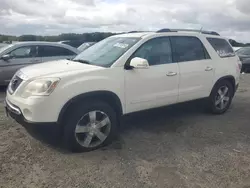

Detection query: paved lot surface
xmin=1 ymin=75 xmax=250 ymax=188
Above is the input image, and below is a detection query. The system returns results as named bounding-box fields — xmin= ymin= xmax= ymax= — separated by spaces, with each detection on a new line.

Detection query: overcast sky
xmin=0 ymin=0 xmax=250 ymax=42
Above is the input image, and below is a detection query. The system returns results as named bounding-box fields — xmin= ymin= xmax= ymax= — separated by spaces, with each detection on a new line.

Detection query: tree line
xmin=0 ymin=32 xmax=117 ymax=43
xmin=1 ymin=32 xmax=249 ymax=47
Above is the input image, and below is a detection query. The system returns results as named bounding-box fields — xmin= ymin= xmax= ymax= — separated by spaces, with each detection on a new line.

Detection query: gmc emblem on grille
xmin=11 ymin=78 xmax=18 ymax=86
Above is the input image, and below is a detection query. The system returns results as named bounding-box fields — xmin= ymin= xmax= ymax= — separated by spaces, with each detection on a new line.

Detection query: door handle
xmin=166 ymin=72 xmax=177 ymax=76
xmin=205 ymin=66 xmax=213 ymax=71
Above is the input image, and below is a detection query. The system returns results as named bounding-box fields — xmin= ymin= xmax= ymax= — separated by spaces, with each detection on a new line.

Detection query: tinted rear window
xmin=170 ymin=36 xmax=210 ymax=62
xmin=207 ymin=38 xmax=235 ymax=58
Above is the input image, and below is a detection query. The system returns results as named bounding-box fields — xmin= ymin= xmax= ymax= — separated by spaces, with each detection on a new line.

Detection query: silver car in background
xmin=0 ymin=41 xmax=80 ymax=85
xmin=0 ymin=43 xmax=7 ymax=49
xmin=77 ymin=42 xmax=96 ymax=52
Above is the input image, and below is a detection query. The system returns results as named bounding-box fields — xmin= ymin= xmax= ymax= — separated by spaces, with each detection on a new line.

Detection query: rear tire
xmin=208 ymin=80 xmax=234 ymax=114
xmin=63 ymin=100 xmax=117 ymax=152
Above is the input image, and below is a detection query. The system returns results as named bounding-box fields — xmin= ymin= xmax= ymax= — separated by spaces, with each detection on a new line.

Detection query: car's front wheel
xmin=63 ymin=100 xmax=117 ymax=152
xmin=209 ymin=80 xmax=234 ymax=114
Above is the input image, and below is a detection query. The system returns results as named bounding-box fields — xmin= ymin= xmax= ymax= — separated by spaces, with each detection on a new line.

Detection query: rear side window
xmin=207 ymin=38 xmax=235 ymax=58
xmin=170 ymin=36 xmax=210 ymax=62
xmin=38 ymin=46 xmax=76 ymax=57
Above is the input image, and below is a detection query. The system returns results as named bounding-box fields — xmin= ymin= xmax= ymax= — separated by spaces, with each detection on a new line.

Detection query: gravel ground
xmin=0 ymin=87 xmax=5 ymax=102
xmin=1 ymin=75 xmax=250 ymax=188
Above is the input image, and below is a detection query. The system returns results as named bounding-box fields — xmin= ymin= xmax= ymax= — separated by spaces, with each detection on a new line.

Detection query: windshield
xmin=73 ymin=37 xmax=140 ymax=67
xmin=236 ymin=47 xmax=250 ymax=56
xmin=0 ymin=44 xmax=13 ymax=54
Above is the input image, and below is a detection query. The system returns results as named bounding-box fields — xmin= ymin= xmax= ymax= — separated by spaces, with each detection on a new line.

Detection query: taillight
xmin=238 ymin=63 xmax=242 ymax=70
xmin=236 ymin=56 xmax=242 ymax=71
xmin=237 ymin=61 xmax=242 ymax=71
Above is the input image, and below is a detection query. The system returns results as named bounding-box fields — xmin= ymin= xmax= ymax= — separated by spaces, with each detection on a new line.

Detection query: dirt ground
xmin=1 ymin=75 xmax=250 ymax=188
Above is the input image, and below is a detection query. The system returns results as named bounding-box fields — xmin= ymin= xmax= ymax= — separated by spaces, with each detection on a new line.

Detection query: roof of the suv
xmin=113 ymin=31 xmax=223 ymax=39
xmin=112 ymin=32 xmax=154 ymax=38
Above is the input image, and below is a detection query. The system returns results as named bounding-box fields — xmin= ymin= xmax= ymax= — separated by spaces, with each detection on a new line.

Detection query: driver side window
xmin=9 ymin=46 xmax=37 ymax=59
xmin=131 ymin=37 xmax=173 ymax=66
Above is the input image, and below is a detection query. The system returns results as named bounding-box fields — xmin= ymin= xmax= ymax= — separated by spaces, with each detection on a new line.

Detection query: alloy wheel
xmin=214 ymin=86 xmax=230 ymax=110
xmin=74 ymin=110 xmax=111 ymax=148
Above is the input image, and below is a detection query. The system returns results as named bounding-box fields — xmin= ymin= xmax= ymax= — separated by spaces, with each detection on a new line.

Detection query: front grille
xmin=9 ymin=75 xmax=23 ymax=93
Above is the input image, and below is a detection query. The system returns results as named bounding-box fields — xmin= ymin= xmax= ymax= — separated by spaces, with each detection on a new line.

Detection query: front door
xmin=0 ymin=45 xmax=41 ymax=85
xmin=125 ymin=37 xmax=179 ymax=113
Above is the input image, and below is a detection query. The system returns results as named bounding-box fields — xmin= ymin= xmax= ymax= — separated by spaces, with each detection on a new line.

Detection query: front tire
xmin=63 ymin=100 xmax=117 ymax=152
xmin=208 ymin=80 xmax=234 ymax=114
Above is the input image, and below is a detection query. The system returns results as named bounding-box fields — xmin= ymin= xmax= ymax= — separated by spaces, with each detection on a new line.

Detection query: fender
xmin=57 ymin=90 xmax=123 ymax=124
xmin=210 ymin=75 xmax=236 ymax=95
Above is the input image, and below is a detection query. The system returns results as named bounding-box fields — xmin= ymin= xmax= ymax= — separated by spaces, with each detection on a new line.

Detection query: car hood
xmin=19 ymin=59 xmax=102 ymax=80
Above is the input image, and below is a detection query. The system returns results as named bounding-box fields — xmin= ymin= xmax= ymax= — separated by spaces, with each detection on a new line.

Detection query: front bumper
xmin=4 ymin=98 xmax=31 ymax=125
xmin=4 ymin=98 xmax=56 ymax=126
xmin=6 ymin=90 xmax=60 ymax=123
xmin=5 ymin=98 xmax=21 ymax=115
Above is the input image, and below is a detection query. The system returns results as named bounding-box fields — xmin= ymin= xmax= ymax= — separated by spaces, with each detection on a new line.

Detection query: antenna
xmin=199 ymin=27 xmax=203 ymax=34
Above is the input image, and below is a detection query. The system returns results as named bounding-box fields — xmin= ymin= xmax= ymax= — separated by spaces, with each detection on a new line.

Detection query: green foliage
xmin=0 ymin=35 xmax=18 ymax=43
xmin=0 ymin=32 xmax=117 ymax=43
xmin=228 ymin=39 xmax=244 ymax=47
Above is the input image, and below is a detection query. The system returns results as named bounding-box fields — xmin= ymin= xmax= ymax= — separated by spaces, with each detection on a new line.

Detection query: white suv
xmin=4 ymin=29 xmax=242 ymax=152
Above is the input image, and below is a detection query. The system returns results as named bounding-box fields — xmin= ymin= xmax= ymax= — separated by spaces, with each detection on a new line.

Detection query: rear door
xmin=170 ymin=36 xmax=214 ymax=102
xmin=38 ymin=45 xmax=77 ymax=63
xmin=0 ymin=45 xmax=41 ymax=84
xmin=207 ymin=37 xmax=241 ymax=84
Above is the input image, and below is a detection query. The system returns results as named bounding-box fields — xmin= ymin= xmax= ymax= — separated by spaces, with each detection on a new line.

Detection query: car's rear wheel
xmin=209 ymin=80 xmax=234 ymax=114
xmin=63 ymin=100 xmax=117 ymax=152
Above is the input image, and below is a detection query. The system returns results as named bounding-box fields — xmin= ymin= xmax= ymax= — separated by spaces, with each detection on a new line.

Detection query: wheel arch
xmin=57 ymin=90 xmax=123 ymax=125
xmin=211 ymin=75 xmax=236 ymax=95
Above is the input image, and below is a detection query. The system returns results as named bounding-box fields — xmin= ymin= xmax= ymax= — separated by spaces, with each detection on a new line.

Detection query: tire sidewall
xmin=210 ymin=80 xmax=234 ymax=114
xmin=63 ymin=101 xmax=117 ymax=152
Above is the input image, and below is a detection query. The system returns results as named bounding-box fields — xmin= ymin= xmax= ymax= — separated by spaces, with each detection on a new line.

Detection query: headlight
xmin=20 ymin=78 xmax=60 ymax=98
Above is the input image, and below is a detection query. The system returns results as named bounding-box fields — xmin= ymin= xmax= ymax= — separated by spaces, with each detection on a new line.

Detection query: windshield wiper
xmin=72 ymin=59 xmax=91 ymax=64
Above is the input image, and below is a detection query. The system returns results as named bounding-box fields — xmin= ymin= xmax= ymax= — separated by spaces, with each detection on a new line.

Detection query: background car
xmin=0 ymin=43 xmax=7 ymax=49
xmin=236 ymin=47 xmax=250 ymax=73
xmin=58 ymin=40 xmax=86 ymax=48
xmin=0 ymin=41 xmax=80 ymax=85
xmin=233 ymin=46 xmax=242 ymax=52
xmin=77 ymin=42 xmax=96 ymax=52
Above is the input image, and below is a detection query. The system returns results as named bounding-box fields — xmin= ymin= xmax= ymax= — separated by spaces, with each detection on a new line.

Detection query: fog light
xmin=23 ymin=109 xmax=32 ymax=119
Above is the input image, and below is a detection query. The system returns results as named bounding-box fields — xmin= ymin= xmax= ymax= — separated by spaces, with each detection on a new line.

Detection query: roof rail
xmin=127 ymin=31 xmax=140 ymax=33
xmin=127 ymin=31 xmax=151 ymax=33
xmin=156 ymin=29 xmax=171 ymax=32
xmin=156 ymin=28 xmax=220 ymax=36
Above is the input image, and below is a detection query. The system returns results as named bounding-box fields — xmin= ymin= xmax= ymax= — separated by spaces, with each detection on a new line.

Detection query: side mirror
xmin=130 ymin=57 xmax=149 ymax=69
xmin=0 ymin=54 xmax=11 ymax=61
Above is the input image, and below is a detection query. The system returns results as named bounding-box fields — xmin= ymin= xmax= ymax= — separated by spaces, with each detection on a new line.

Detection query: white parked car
xmin=5 ymin=29 xmax=241 ymax=152
xmin=0 ymin=41 xmax=80 ymax=85
xmin=233 ymin=47 xmax=242 ymax=52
